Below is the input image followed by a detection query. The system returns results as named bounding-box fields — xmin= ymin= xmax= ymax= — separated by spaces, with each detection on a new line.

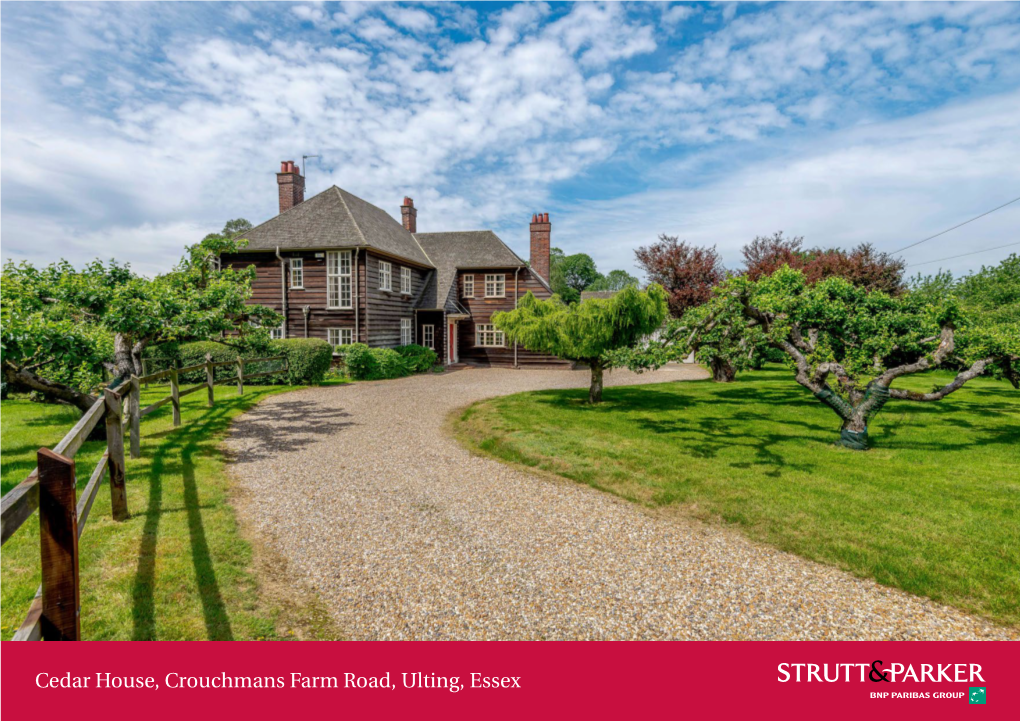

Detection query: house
xmin=220 ymin=161 xmax=570 ymax=368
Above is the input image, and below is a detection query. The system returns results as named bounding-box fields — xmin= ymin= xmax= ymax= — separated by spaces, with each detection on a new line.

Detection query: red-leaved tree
xmin=634 ymin=235 xmax=726 ymax=318
xmin=742 ymin=232 xmax=906 ymax=295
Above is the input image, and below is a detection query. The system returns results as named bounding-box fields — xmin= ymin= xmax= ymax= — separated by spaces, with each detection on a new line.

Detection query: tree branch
xmin=887 ymin=358 xmax=993 ymax=401
xmin=876 ymin=323 xmax=955 ymax=386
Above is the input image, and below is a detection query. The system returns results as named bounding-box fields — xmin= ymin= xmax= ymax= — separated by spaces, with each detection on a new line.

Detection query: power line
xmin=906 ymin=241 xmax=1020 ymax=269
xmin=891 ymin=194 xmax=1020 ymax=255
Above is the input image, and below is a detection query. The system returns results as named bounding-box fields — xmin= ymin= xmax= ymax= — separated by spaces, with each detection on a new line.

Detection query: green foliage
xmin=396 ymin=344 xmax=440 ymax=373
xmin=337 ymin=343 xmax=413 ymax=381
xmin=336 ymin=343 xmax=374 ymax=379
xmin=1 ymin=219 xmax=282 ymax=405
xmin=1 ymin=260 xmax=124 ymax=395
xmin=550 ymin=250 xmax=600 ymax=304
xmin=742 ymin=266 xmax=1018 ymax=382
xmin=271 ymin=338 xmax=333 ymax=385
xmin=494 ymin=285 xmax=669 ymax=364
xmin=585 ymin=269 xmax=639 ymax=293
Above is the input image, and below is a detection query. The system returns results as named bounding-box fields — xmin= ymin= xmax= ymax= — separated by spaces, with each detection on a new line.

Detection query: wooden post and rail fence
xmin=0 ymin=354 xmax=288 ymax=641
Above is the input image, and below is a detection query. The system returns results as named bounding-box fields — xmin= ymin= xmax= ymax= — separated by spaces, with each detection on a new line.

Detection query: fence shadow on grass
xmin=132 ymin=401 xmax=241 ymax=641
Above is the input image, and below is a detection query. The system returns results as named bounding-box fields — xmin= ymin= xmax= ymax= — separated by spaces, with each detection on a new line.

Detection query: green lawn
xmin=1 ymin=385 xmax=338 ymax=641
xmin=455 ymin=366 xmax=1020 ymax=627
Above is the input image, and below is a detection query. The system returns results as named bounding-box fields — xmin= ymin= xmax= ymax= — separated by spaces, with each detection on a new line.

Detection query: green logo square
xmin=969 ymin=687 xmax=986 ymax=704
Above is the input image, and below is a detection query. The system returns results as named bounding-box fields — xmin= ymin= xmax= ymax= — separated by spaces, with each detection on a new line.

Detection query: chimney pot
xmin=529 ymin=212 xmax=551 ymax=284
xmin=276 ymin=160 xmax=305 ymax=213
xmin=400 ymin=196 xmax=418 ymax=233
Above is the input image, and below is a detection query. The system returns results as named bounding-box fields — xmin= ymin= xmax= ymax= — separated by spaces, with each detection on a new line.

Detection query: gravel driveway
xmin=225 ymin=366 xmax=1014 ymax=640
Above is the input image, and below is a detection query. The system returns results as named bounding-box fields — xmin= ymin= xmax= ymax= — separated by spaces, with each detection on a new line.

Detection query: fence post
xmin=37 ymin=448 xmax=81 ymax=641
xmin=171 ymin=361 xmax=181 ymax=426
xmin=236 ymin=357 xmax=244 ymax=395
xmin=141 ymin=358 xmax=149 ymax=390
xmin=104 ymin=389 xmax=129 ymax=522
xmin=128 ymin=376 xmax=141 ymax=459
xmin=206 ymin=353 xmax=215 ymax=407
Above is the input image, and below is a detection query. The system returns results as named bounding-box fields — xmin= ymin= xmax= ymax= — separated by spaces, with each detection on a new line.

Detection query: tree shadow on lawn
xmin=635 ymin=414 xmax=823 ymax=479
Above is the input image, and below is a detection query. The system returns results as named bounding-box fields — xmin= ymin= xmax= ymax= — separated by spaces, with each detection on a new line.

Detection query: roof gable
xmin=239 ymin=186 xmax=433 ymax=267
xmin=414 ymin=230 xmax=538 ymax=312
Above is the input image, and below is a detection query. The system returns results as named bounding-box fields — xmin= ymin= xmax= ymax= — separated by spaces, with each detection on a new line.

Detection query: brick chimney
xmin=277 ymin=160 xmax=305 ymax=214
xmin=400 ymin=197 xmax=417 ymax=233
xmin=529 ymin=212 xmax=551 ymax=283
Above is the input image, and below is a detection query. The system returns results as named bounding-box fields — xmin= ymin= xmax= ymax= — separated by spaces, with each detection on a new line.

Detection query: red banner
xmin=2 ymin=641 xmax=1016 ymax=719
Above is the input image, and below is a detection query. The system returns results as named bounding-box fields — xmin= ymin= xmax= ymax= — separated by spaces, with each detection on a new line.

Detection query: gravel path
xmin=225 ymin=366 xmax=1014 ymax=640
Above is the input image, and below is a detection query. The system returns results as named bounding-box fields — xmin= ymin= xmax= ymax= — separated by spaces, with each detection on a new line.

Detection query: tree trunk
xmin=2 ymin=361 xmax=98 ymax=414
xmin=709 ymin=356 xmax=736 ymax=382
xmin=814 ymin=383 xmax=890 ymax=450
xmin=589 ymin=361 xmax=604 ymax=404
xmin=110 ymin=333 xmax=137 ymax=389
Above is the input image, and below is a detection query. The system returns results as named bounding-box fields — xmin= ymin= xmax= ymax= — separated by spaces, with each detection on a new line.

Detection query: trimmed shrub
xmin=396 ymin=344 xmax=439 ymax=373
xmin=271 ymin=338 xmax=332 ymax=385
xmin=337 ymin=343 xmax=376 ymax=380
xmin=337 ymin=343 xmax=415 ymax=380
xmin=371 ymin=348 xmax=411 ymax=380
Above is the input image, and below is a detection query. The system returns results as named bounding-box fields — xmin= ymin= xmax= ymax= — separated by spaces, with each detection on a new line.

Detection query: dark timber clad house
xmin=220 ymin=161 xmax=571 ymax=368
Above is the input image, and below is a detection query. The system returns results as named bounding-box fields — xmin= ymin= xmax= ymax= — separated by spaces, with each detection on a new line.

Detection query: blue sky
xmin=2 ymin=1 xmax=1020 ymax=278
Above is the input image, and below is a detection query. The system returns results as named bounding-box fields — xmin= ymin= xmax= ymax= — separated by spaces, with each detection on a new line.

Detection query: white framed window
xmin=422 ymin=324 xmax=435 ymax=350
xmin=462 ymin=274 xmax=474 ymax=298
xmin=379 ymin=260 xmax=392 ymax=291
xmin=290 ymin=258 xmax=304 ymax=289
xmin=327 ymin=251 xmax=352 ymax=309
xmin=476 ymin=324 xmax=505 ymax=347
xmin=250 ymin=319 xmax=284 ymax=340
xmin=485 ymin=274 xmax=505 ymax=298
xmin=401 ymin=266 xmax=412 ymax=294
xmin=327 ymin=328 xmax=353 ymax=350
xmin=400 ymin=318 xmax=412 ymax=346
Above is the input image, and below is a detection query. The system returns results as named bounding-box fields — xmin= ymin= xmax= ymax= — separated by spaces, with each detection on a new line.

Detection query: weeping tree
xmin=1 ymin=222 xmax=280 ymax=411
xmin=681 ymin=266 xmax=1019 ymax=449
xmin=493 ymin=284 xmax=669 ymax=403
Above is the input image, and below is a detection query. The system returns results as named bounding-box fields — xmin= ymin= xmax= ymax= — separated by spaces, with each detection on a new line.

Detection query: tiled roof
xmin=414 ymin=230 xmax=526 ymax=312
xmin=580 ymin=290 xmax=618 ymax=301
xmin=238 ymin=186 xmax=433 ymax=267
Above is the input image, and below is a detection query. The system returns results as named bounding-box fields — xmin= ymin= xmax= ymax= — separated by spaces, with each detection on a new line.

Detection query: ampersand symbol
xmin=869 ymin=660 xmax=891 ymax=683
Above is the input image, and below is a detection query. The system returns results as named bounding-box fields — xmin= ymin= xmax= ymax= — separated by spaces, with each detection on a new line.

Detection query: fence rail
xmin=0 ymin=353 xmax=288 ymax=641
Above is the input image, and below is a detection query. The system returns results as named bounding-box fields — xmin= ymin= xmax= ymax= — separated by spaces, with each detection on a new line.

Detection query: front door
xmin=448 ymin=321 xmax=459 ymax=364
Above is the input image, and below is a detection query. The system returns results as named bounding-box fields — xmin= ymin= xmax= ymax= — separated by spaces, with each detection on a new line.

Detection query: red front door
xmin=448 ymin=322 xmax=455 ymax=364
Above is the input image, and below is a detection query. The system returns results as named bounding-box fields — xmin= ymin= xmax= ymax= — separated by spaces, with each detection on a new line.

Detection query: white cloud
xmin=380 ymin=5 xmax=437 ymax=33
xmin=291 ymin=5 xmax=326 ymax=25
xmin=551 ymin=90 xmax=1020 ymax=278
xmin=1 ymin=1 xmax=1019 ymax=281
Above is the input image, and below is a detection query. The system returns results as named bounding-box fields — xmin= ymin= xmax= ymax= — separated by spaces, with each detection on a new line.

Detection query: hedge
xmin=335 ymin=343 xmax=439 ymax=380
xmin=144 ymin=338 xmax=332 ymax=385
